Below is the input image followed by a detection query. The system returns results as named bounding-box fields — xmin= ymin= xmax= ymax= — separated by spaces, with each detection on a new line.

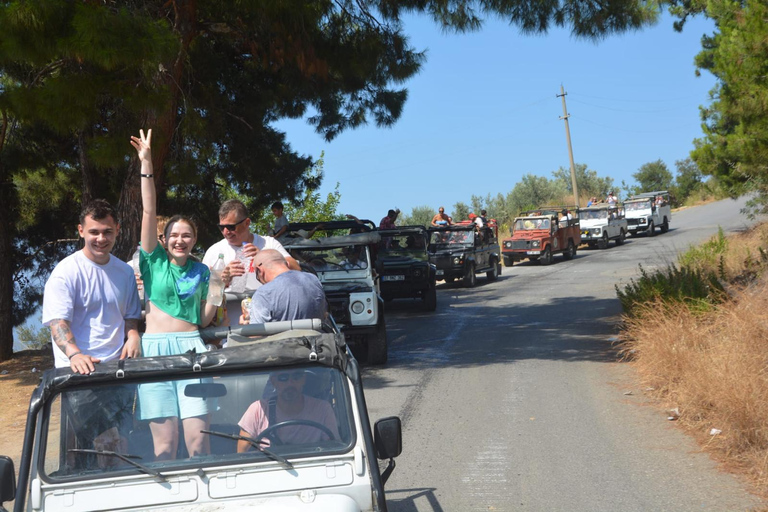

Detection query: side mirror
xmin=0 ymin=456 xmax=16 ymax=506
xmin=374 ymin=416 xmax=402 ymax=460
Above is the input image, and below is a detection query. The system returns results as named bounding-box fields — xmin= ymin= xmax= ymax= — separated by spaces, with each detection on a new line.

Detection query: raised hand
xmin=129 ymin=128 xmax=153 ymax=163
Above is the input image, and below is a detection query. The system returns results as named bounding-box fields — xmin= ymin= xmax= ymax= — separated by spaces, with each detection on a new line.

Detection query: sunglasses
xmin=217 ymin=218 xmax=247 ymax=232
xmin=275 ymin=371 xmax=305 ymax=382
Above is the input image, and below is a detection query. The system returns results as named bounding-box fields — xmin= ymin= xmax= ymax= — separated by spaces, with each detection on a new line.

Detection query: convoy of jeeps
xmin=0 ymin=191 xmax=674 ymax=511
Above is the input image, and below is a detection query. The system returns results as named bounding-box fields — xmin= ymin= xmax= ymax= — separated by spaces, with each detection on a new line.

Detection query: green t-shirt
xmin=140 ymin=244 xmax=210 ymax=326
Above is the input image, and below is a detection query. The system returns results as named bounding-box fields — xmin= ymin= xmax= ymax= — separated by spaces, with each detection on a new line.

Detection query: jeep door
xmin=474 ymin=230 xmax=488 ymax=270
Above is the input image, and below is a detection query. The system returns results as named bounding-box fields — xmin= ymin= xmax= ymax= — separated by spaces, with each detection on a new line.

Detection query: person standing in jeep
xmin=379 ymin=208 xmax=399 ymax=229
xmin=203 ymin=199 xmax=301 ymax=328
xmin=43 ymin=199 xmax=142 ymax=374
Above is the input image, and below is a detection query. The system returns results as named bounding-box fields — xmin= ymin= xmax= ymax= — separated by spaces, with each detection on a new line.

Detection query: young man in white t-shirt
xmin=202 ymin=199 xmax=300 ymax=328
xmin=42 ymin=199 xmax=142 ymax=375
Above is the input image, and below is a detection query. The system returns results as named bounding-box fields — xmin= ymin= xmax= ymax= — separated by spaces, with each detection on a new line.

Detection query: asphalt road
xmin=363 ymin=197 xmax=764 ymax=512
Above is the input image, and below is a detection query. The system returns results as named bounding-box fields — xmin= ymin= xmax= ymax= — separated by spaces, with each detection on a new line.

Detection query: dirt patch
xmin=0 ymin=350 xmax=54 ymax=468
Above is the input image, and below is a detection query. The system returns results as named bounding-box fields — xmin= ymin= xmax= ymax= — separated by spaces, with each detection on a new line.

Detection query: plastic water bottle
xmin=207 ymin=254 xmax=226 ymax=306
xmin=131 ymin=246 xmax=144 ymax=303
xmin=229 ymin=243 xmax=249 ymax=294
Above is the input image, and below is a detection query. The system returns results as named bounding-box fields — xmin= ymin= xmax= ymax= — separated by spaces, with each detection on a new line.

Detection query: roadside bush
xmin=616 ymin=263 xmax=725 ymax=317
xmin=619 ymin=283 xmax=768 ymax=487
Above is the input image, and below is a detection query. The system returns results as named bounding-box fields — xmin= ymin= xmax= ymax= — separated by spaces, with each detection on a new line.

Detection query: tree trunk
xmin=114 ymin=0 xmax=198 ymax=262
xmin=0 ymin=169 xmax=16 ymax=361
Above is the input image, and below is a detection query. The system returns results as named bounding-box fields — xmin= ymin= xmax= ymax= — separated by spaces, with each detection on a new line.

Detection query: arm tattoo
xmin=50 ymin=320 xmax=77 ymax=351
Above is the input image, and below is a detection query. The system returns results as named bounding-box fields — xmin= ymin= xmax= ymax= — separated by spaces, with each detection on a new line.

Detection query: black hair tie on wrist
xmin=141 ymin=174 xmax=154 ymax=178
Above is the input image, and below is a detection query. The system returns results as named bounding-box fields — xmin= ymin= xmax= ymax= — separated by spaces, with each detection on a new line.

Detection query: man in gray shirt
xmin=245 ymin=249 xmax=327 ymax=324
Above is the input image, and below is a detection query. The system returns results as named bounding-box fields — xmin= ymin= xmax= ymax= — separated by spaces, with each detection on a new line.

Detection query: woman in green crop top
xmin=132 ymin=129 xmax=219 ymax=461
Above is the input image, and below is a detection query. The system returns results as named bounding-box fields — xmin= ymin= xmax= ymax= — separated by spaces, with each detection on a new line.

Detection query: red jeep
xmin=501 ymin=207 xmax=581 ymax=266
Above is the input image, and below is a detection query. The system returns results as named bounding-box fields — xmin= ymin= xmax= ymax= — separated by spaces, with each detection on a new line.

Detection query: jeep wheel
xmin=463 ymin=262 xmax=477 ymax=287
xmin=486 ymin=258 xmax=499 ymax=281
xmin=562 ymin=240 xmax=576 ymax=260
xmin=597 ymin=233 xmax=609 ymax=250
xmin=422 ymin=286 xmax=437 ymax=312
xmin=540 ymin=246 xmax=553 ymax=265
xmin=503 ymin=255 xmax=514 ymax=267
xmin=661 ymin=218 xmax=669 ymax=233
xmin=615 ymin=230 xmax=626 ymax=246
xmin=647 ymin=221 xmax=656 ymax=237
xmin=367 ymin=320 xmax=388 ymax=365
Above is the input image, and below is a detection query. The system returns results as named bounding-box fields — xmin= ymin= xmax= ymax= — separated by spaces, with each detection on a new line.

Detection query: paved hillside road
xmin=363 ymin=197 xmax=764 ymax=512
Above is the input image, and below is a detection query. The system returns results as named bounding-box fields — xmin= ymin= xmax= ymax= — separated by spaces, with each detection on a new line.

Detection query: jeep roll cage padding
xmin=285 ymin=219 xmax=377 ymax=233
xmin=281 ymin=231 xmax=381 ymax=249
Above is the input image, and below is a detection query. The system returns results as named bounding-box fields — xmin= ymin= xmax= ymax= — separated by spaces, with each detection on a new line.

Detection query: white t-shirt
xmin=203 ymin=235 xmax=292 ymax=326
xmin=42 ymin=251 xmax=142 ymax=368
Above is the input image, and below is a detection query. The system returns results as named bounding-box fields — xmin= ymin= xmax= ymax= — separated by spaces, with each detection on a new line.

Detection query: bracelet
xmin=68 ymin=352 xmax=82 ymax=360
xmin=141 ymin=174 xmax=154 ymax=178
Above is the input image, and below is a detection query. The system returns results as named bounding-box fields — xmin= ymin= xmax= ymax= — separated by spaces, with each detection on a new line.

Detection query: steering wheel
xmin=255 ymin=420 xmax=335 ymax=446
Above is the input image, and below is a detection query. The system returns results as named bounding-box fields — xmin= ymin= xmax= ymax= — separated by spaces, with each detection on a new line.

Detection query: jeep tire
xmin=367 ymin=319 xmax=388 ymax=365
xmin=597 ymin=233 xmax=609 ymax=250
xmin=540 ymin=246 xmax=553 ymax=265
xmin=661 ymin=218 xmax=669 ymax=233
xmin=615 ymin=230 xmax=626 ymax=246
xmin=647 ymin=221 xmax=656 ymax=237
xmin=562 ymin=240 xmax=576 ymax=260
xmin=486 ymin=258 xmax=499 ymax=281
xmin=463 ymin=262 xmax=477 ymax=287
xmin=503 ymin=254 xmax=514 ymax=267
xmin=422 ymin=285 xmax=437 ymax=312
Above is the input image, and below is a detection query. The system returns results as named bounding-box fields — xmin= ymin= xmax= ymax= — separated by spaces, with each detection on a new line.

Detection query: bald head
xmin=253 ymin=249 xmax=290 ymax=283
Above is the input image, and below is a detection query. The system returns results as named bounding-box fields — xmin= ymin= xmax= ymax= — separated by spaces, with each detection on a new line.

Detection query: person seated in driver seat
xmin=340 ymin=246 xmax=367 ymax=269
xmin=237 ymin=370 xmax=339 ymax=451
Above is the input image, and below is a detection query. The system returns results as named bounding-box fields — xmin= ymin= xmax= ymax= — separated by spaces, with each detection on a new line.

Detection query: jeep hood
xmin=147 ymin=494 xmax=365 ymax=511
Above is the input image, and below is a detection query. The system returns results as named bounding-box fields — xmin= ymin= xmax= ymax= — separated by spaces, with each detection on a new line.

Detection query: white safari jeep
xmin=624 ymin=190 xmax=672 ymax=236
xmin=0 ymin=320 xmax=402 ymax=512
xmin=579 ymin=204 xmax=628 ymax=249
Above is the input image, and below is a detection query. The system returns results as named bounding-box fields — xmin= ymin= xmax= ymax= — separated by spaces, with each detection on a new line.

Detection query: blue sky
xmin=277 ymin=11 xmax=717 ymax=222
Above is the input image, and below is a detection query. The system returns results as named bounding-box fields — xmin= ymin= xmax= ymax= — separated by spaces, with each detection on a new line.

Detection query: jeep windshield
xmin=292 ymin=246 xmax=370 ymax=272
xmin=625 ymin=200 xmax=652 ymax=211
xmin=40 ymin=366 xmax=355 ymax=482
xmin=513 ymin=217 xmax=551 ymax=231
xmin=379 ymin=234 xmax=428 ymax=260
xmin=580 ymin=210 xmax=611 ymax=220
xmin=429 ymin=229 xmax=474 ymax=247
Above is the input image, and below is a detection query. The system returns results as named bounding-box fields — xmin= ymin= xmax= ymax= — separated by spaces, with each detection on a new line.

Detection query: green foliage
xmin=632 ymin=159 xmax=674 ymax=192
xmin=401 ymin=205 xmax=435 ymax=227
xmin=507 ymin=174 xmax=567 ymax=216
xmin=674 ymin=158 xmax=703 ymax=203
xmin=680 ymin=0 xmax=768 ymax=216
xmin=616 ymin=263 xmax=725 ymax=317
xmin=678 ymin=227 xmax=728 ymax=272
xmin=14 ymin=323 xmax=50 ymax=351
xmin=452 ymin=202 xmax=470 ymax=222
xmin=551 ymin=163 xmax=614 ymax=200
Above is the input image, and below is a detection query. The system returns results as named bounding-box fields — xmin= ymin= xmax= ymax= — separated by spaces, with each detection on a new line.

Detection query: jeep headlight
xmin=351 ymin=301 xmax=365 ymax=314
xmin=591 ymin=228 xmax=601 ymax=235
xmin=413 ymin=268 xmax=423 ymax=278
xmin=639 ymin=218 xmax=646 ymax=224
xmin=504 ymin=241 xmax=512 ymax=248
xmin=453 ymin=256 xmax=463 ymax=265
xmin=532 ymin=240 xmax=540 ymax=248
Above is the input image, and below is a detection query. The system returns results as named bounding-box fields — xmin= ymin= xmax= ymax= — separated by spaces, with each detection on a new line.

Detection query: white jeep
xmin=579 ymin=204 xmax=628 ymax=249
xmin=0 ymin=321 xmax=402 ymax=512
xmin=624 ymin=190 xmax=672 ymax=236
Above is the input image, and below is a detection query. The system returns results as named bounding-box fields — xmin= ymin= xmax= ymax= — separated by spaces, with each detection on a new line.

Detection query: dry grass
xmin=619 ymin=223 xmax=768 ymax=493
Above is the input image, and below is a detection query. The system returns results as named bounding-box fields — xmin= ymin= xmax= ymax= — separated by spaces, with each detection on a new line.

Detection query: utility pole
xmin=557 ymin=85 xmax=579 ymax=206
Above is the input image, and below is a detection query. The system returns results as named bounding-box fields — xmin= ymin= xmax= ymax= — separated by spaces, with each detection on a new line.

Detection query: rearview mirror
xmin=0 ymin=456 xmax=16 ymax=505
xmin=184 ymin=383 xmax=227 ymax=398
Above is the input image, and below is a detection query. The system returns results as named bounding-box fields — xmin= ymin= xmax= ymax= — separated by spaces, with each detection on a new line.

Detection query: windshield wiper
xmin=68 ymin=449 xmax=167 ymax=482
xmin=201 ymin=429 xmax=293 ymax=469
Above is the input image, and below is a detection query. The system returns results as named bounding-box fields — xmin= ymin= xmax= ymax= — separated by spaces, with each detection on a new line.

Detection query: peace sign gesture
xmin=130 ymin=128 xmax=152 ymax=163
